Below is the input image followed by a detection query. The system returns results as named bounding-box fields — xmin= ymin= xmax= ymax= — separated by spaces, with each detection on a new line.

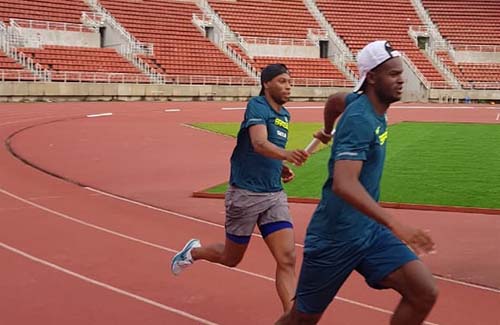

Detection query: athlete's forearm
xmin=249 ymin=124 xmax=287 ymax=160
xmin=252 ymin=139 xmax=287 ymax=160
xmin=333 ymin=178 xmax=397 ymax=229
xmin=323 ymin=93 xmax=347 ymax=133
xmin=323 ymin=104 xmax=342 ymax=134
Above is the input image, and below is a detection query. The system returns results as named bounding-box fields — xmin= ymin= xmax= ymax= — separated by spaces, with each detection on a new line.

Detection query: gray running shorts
xmin=225 ymin=186 xmax=292 ymax=238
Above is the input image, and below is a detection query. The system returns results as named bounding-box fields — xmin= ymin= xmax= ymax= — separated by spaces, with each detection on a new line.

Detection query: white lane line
xmin=85 ymin=188 xmax=500 ymax=294
xmin=0 ymin=188 xmax=174 ymax=253
xmin=0 ymin=187 xmax=446 ymax=321
xmin=433 ymin=275 xmax=500 ymax=294
xmin=334 ymin=297 xmax=440 ymax=325
xmin=0 ymin=242 xmax=219 ymax=325
xmin=217 ymin=264 xmax=442 ymax=324
xmin=86 ymin=187 xmax=225 ymax=229
xmin=395 ymin=106 xmax=475 ymax=109
xmin=181 ymin=123 xmax=235 ymax=139
xmin=85 ymin=186 xmax=303 ymax=247
xmin=396 ymin=105 xmax=499 ymax=110
xmin=496 ymin=113 xmax=499 ymax=121
xmin=220 ymin=107 xmax=245 ymax=111
xmin=86 ymin=113 xmax=113 ymax=118
xmin=221 ymin=105 xmax=491 ymax=111
xmin=28 ymin=195 xmax=64 ymax=200
xmin=164 ymin=109 xmax=181 ymax=112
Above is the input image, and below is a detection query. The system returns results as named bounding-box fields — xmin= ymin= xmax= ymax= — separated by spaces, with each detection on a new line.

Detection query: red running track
xmin=0 ymin=101 xmax=499 ymax=324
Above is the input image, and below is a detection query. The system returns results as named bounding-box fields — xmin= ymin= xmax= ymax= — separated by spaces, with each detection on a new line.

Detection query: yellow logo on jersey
xmin=375 ymin=125 xmax=387 ymax=145
xmin=274 ymin=118 xmax=289 ymax=130
xmin=378 ymin=130 xmax=388 ymax=145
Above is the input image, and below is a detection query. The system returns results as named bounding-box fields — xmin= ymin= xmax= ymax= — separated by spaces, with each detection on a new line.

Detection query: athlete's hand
xmin=281 ymin=164 xmax=295 ymax=183
xmin=391 ymin=221 xmax=436 ymax=256
xmin=284 ymin=149 xmax=309 ymax=166
xmin=313 ymin=129 xmax=333 ymax=144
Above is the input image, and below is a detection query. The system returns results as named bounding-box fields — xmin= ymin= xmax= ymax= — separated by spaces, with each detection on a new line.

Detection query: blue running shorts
xmin=295 ymin=225 xmax=418 ymax=314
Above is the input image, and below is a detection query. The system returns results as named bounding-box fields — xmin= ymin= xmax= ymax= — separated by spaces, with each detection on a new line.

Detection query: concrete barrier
xmin=0 ymin=82 xmax=498 ymax=103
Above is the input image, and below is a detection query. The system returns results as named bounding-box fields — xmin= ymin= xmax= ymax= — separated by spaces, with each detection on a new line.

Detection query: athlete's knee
xmin=276 ymin=247 xmax=296 ymax=269
xmin=221 ymin=254 xmax=244 ymax=267
xmin=417 ymin=283 xmax=438 ymax=311
xmin=407 ymin=281 xmax=439 ymax=313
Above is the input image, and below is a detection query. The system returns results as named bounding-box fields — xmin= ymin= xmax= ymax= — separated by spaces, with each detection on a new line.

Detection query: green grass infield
xmin=193 ymin=122 xmax=500 ymax=210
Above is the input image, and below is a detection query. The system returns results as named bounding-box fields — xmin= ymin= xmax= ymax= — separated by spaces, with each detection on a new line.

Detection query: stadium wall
xmin=1 ymin=83 xmax=498 ymax=103
xmin=454 ymin=51 xmax=500 ymax=64
xmin=429 ymin=88 xmax=500 ymax=103
xmin=246 ymin=44 xmax=320 ymax=58
xmin=402 ymin=60 xmax=429 ymax=102
xmin=20 ymin=29 xmax=100 ymax=48
xmin=0 ymin=83 xmax=348 ymax=102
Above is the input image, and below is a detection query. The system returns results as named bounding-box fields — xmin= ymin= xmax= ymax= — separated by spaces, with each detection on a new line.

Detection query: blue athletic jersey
xmin=306 ymin=94 xmax=389 ymax=242
xmin=229 ymin=96 xmax=290 ymax=193
xmin=344 ymin=92 xmax=361 ymax=111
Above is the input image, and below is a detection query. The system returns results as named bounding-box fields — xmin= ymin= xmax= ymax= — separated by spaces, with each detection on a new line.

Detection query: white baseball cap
xmin=353 ymin=40 xmax=401 ymax=92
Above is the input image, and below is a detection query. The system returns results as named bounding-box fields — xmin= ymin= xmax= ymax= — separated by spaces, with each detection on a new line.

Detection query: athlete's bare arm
xmin=333 ymin=160 xmax=436 ymax=255
xmin=314 ymin=92 xmax=349 ymax=144
xmin=249 ymin=124 xmax=309 ymax=166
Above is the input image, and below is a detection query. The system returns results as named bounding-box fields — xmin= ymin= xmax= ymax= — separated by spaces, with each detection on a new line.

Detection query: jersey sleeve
xmin=333 ymin=114 xmax=373 ymax=161
xmin=345 ymin=92 xmax=361 ymax=107
xmin=243 ymin=99 xmax=268 ymax=128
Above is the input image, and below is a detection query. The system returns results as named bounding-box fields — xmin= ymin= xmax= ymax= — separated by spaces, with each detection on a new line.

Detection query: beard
xmin=271 ymin=93 xmax=288 ymax=105
xmin=376 ymin=87 xmax=401 ymax=104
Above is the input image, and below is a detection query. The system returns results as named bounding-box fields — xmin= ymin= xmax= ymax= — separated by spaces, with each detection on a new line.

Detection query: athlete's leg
xmin=192 ymin=186 xmax=260 ymax=267
xmin=262 ymin=225 xmax=296 ymax=311
xmin=358 ymin=227 xmax=438 ymax=325
xmin=276 ymin=235 xmax=361 ymax=325
xmin=275 ymin=301 xmax=323 ymax=325
xmin=378 ymin=259 xmax=438 ymax=325
xmin=191 ymin=236 xmax=248 ymax=267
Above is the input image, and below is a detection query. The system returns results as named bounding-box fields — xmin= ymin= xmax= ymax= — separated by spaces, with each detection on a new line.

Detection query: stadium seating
xmin=98 ymin=0 xmax=250 ymax=82
xmin=422 ymin=0 xmax=500 ymax=46
xmin=435 ymin=51 xmax=468 ymax=86
xmin=0 ymin=0 xmax=496 ymax=90
xmin=422 ymin=0 xmax=500 ymax=87
xmin=19 ymin=45 xmax=149 ymax=82
xmin=0 ymin=0 xmax=87 ymax=25
xmin=316 ymin=0 xmax=448 ymax=85
xmin=458 ymin=63 xmax=500 ymax=89
xmin=435 ymin=51 xmax=500 ymax=88
xmin=0 ymin=49 xmax=36 ymax=81
xmin=0 ymin=0 xmax=151 ymax=81
xmin=228 ymin=43 xmax=254 ymax=65
xmin=208 ymin=0 xmax=320 ymax=39
xmin=208 ymin=0 xmax=348 ymax=83
xmin=252 ymin=57 xmax=351 ymax=86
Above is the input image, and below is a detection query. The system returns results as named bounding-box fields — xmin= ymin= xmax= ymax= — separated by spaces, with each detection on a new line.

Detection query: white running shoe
xmin=171 ymin=238 xmax=201 ymax=276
